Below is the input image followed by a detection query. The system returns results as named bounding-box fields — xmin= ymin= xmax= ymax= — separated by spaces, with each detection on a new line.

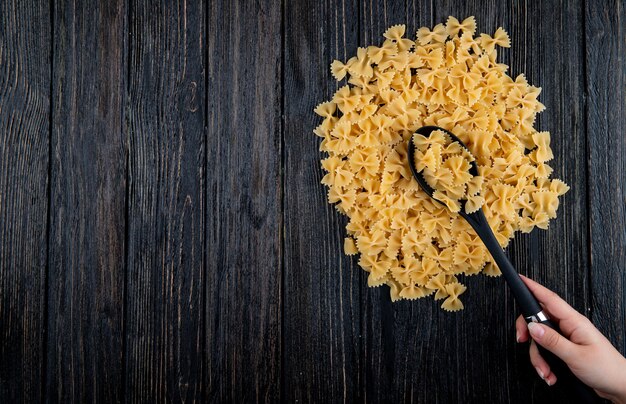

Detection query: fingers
xmin=528 ymin=321 xmax=579 ymax=363
xmin=519 ymin=275 xmax=585 ymax=322
xmin=529 ymin=340 xmax=557 ymax=386
xmin=520 ymin=318 xmax=559 ymax=386
xmin=519 ymin=275 xmax=596 ymax=342
xmin=516 ymin=315 xmax=529 ymax=342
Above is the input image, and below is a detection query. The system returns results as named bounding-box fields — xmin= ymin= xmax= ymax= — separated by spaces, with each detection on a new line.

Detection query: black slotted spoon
xmin=407 ymin=125 xmax=601 ymax=403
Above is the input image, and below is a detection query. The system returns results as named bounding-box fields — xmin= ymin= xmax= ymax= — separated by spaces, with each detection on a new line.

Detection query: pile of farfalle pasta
xmin=313 ymin=17 xmax=569 ymax=311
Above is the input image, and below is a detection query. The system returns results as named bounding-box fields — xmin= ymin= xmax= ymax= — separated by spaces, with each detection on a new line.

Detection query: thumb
xmin=528 ymin=322 xmax=579 ymax=362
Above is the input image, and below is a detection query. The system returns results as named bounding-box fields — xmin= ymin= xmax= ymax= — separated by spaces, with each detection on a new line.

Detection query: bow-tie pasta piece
xmin=446 ymin=16 xmax=477 ymax=37
xmin=315 ymin=18 xmax=568 ymax=311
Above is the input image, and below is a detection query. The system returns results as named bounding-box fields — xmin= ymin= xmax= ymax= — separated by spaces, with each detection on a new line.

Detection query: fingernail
xmin=535 ymin=366 xmax=544 ymax=379
xmin=545 ymin=378 xmax=552 ymax=386
xmin=528 ymin=322 xmax=545 ymax=338
xmin=516 ymin=331 xmax=520 ymax=342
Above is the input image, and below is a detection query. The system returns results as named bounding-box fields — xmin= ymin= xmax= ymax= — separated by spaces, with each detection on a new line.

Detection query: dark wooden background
xmin=0 ymin=0 xmax=624 ymax=402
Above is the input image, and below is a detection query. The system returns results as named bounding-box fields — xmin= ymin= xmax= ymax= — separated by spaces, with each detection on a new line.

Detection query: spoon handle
xmin=469 ymin=216 xmax=602 ymax=403
xmin=466 ymin=214 xmax=543 ymax=317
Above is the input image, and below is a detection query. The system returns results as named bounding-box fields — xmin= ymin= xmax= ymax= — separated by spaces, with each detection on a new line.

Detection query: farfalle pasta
xmin=314 ymin=17 xmax=569 ymax=311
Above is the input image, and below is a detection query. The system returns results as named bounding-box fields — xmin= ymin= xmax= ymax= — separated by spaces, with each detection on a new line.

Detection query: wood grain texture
xmin=206 ymin=0 xmax=282 ymax=402
xmin=0 ymin=1 xmax=50 ymax=402
xmin=283 ymin=0 xmax=364 ymax=402
xmin=586 ymin=0 xmax=626 ymax=355
xmin=124 ymin=1 xmax=205 ymax=402
xmin=47 ymin=0 xmax=127 ymax=402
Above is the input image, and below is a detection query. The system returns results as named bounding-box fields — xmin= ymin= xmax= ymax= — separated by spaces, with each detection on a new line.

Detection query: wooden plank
xmin=502 ymin=1 xmax=590 ymax=402
xmin=354 ymin=1 xmax=588 ymax=402
xmin=206 ymin=1 xmax=281 ymax=402
xmin=586 ymin=0 xmax=626 ymax=355
xmin=0 ymin=1 xmax=50 ymax=402
xmin=282 ymin=0 xmax=363 ymax=402
xmin=358 ymin=3 xmax=457 ymax=404
xmin=433 ymin=2 xmax=589 ymax=403
xmin=46 ymin=1 xmax=127 ymax=402
xmin=429 ymin=6 xmax=515 ymax=402
xmin=124 ymin=1 xmax=206 ymax=402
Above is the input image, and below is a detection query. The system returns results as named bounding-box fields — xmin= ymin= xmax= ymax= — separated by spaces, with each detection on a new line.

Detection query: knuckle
xmin=580 ymin=315 xmax=594 ymax=329
xmin=545 ymin=332 xmax=560 ymax=349
xmin=547 ymin=290 xmax=559 ymax=302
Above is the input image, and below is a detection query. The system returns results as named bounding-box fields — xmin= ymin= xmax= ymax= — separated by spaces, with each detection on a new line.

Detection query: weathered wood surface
xmin=586 ymin=0 xmax=626 ymax=356
xmin=0 ymin=1 xmax=50 ymax=402
xmin=0 ymin=0 xmax=624 ymax=402
xmin=283 ymin=0 xmax=363 ymax=402
xmin=207 ymin=0 xmax=282 ymax=402
xmin=124 ymin=1 xmax=205 ymax=402
xmin=46 ymin=0 xmax=127 ymax=402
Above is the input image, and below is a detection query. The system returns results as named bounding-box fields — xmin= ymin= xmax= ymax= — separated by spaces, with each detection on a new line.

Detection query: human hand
xmin=515 ymin=275 xmax=626 ymax=403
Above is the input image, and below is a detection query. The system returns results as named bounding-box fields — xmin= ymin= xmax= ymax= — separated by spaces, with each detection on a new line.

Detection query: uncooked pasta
xmin=314 ymin=17 xmax=569 ymax=311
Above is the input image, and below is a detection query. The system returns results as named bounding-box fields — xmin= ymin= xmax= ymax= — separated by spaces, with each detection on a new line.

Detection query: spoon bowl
xmin=406 ymin=125 xmax=479 ymax=223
